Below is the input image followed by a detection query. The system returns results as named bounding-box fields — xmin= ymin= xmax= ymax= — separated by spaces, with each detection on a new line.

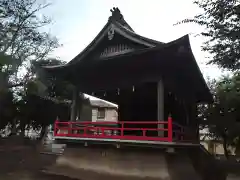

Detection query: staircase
xmin=40 ymin=132 xmax=65 ymax=156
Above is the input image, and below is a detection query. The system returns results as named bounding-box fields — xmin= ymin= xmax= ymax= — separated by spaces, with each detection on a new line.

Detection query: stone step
xmin=40 ymin=143 xmax=66 ymax=155
xmin=40 ymin=151 xmax=63 ymax=156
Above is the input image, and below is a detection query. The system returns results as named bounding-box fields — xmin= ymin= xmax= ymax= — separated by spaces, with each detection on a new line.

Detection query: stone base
xmin=45 ymin=146 xmax=204 ymax=180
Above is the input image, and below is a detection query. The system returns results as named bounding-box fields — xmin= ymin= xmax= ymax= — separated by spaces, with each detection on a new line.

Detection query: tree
xmin=0 ymin=0 xmax=60 ymax=89
xmin=200 ymin=74 xmax=240 ymax=158
xmin=15 ymin=58 xmax=88 ymax=139
xmin=16 ymin=58 xmax=66 ymax=137
xmin=0 ymin=54 xmax=17 ymax=132
xmin=17 ymin=92 xmax=70 ymax=138
xmin=176 ymin=0 xmax=240 ymax=71
xmin=0 ymin=0 xmax=60 ymax=133
xmin=0 ymin=90 xmax=15 ymax=130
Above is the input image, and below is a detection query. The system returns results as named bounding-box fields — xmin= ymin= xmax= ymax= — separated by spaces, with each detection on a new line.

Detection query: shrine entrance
xmin=39 ymin=8 xmax=227 ymax=180
xmin=92 ymin=81 xmax=190 ymax=138
xmin=42 ymin=7 xmax=212 ymax=143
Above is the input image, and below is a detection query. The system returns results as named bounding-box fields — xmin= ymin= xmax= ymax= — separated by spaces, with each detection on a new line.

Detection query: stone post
xmin=70 ymin=86 xmax=78 ymax=122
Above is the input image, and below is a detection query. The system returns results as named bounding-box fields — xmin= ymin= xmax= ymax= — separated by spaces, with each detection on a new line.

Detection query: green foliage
xmin=178 ymin=0 xmax=240 ymax=155
xmin=14 ymin=58 xmax=88 ymax=135
xmin=0 ymin=90 xmax=15 ymax=129
xmin=0 ymin=0 xmax=60 ymax=89
xmin=0 ymin=0 xmax=63 ymax=135
xmin=0 ymin=53 xmax=16 ymax=92
xmin=31 ymin=58 xmax=74 ymax=99
xmin=17 ymin=93 xmax=70 ymax=133
xmin=200 ymin=74 xmax=240 ymax=157
xmin=16 ymin=59 xmax=69 ymax=130
xmin=176 ymin=0 xmax=240 ymax=71
xmin=0 ymin=53 xmax=15 ymax=67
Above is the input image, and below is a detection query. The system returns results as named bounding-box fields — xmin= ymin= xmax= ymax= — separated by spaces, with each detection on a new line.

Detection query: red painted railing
xmin=54 ymin=116 xmax=188 ymax=142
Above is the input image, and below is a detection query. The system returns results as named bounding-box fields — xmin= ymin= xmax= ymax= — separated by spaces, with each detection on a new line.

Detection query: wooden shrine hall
xmin=42 ymin=7 xmax=212 ymax=142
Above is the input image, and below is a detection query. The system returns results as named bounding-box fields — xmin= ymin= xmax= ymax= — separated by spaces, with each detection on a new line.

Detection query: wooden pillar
xmin=70 ymin=86 xmax=78 ymax=122
xmin=157 ymin=80 xmax=164 ymax=137
xmin=190 ymin=101 xmax=198 ymax=142
xmin=193 ymin=103 xmax=199 ymax=142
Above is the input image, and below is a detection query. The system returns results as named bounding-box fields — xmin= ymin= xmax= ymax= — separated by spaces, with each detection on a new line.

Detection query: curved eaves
xmin=67 ymin=22 xmax=112 ymax=65
xmin=113 ymin=22 xmax=164 ymax=46
xmin=181 ymin=36 xmax=213 ymax=103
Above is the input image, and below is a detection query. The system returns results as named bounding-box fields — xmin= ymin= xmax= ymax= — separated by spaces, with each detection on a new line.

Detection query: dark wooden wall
xmin=93 ymin=81 xmax=192 ymax=137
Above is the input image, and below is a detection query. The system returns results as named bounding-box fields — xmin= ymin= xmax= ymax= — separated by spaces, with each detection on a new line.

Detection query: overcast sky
xmin=40 ymin=0 xmax=225 ymax=101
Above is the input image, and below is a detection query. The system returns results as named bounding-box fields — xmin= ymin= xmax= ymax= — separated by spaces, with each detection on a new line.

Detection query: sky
xmin=40 ymin=0 xmax=225 ymax=102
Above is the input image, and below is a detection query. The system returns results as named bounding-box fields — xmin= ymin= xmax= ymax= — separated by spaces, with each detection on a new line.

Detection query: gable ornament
xmin=108 ymin=25 xmax=115 ymax=40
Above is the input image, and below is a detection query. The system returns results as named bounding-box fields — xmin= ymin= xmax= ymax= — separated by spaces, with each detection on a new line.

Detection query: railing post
xmin=54 ymin=117 xmax=59 ymax=137
xmin=121 ymin=122 xmax=124 ymax=138
xmin=101 ymin=127 xmax=105 ymax=137
xmin=143 ymin=130 xmax=146 ymax=137
xmin=181 ymin=127 xmax=184 ymax=141
xmin=84 ymin=126 xmax=86 ymax=136
xmin=168 ymin=116 xmax=173 ymax=142
xmin=68 ymin=121 xmax=71 ymax=136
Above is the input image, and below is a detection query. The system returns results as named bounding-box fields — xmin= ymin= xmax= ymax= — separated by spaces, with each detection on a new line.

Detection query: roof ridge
xmin=108 ymin=7 xmax=134 ymax=32
xmin=113 ymin=22 xmax=164 ymax=45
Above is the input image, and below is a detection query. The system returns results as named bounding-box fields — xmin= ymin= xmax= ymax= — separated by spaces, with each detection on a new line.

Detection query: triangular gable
xmin=68 ymin=8 xmax=163 ymax=65
xmin=97 ymin=23 xmax=159 ymax=59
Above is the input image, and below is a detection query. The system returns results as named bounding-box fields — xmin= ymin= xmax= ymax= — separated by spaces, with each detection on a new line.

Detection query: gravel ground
xmin=0 ymin=171 xmax=80 ymax=180
xmin=227 ymin=174 xmax=240 ymax=180
xmin=0 ymin=137 xmax=78 ymax=180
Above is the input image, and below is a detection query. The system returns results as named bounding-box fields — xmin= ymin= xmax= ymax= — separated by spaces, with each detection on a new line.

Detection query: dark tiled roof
xmin=90 ymin=100 xmax=117 ymax=109
xmin=38 ymin=96 xmax=117 ymax=109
